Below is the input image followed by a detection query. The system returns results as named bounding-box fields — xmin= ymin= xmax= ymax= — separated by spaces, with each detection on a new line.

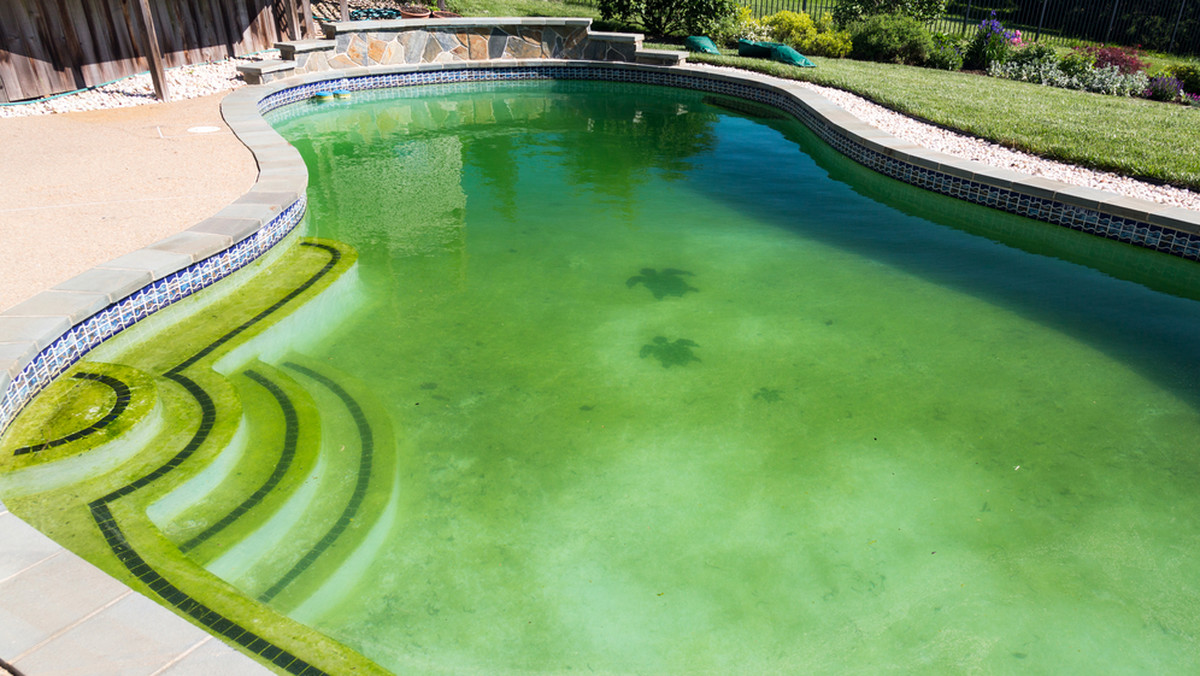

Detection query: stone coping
xmin=0 ymin=496 xmax=274 ymax=674
xmin=321 ymin=16 xmax=595 ymax=35
xmin=3 ymin=56 xmax=1200 ymax=675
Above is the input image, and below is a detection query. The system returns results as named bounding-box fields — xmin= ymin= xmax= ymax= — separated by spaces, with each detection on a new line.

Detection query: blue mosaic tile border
xmin=0 ymin=198 xmax=306 ymax=434
xmin=259 ymin=64 xmax=1200 ymax=262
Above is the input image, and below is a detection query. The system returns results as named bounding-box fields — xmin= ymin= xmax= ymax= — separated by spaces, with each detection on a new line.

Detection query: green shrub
xmin=849 ymin=13 xmax=932 ymax=65
xmin=925 ymin=32 xmax=964 ymax=70
xmin=598 ymin=0 xmax=737 ymax=36
xmin=1169 ymin=63 xmax=1200 ymax=94
xmin=1005 ymin=44 xmax=1057 ymax=67
xmin=762 ymin=10 xmax=853 ymax=58
xmin=832 ymin=0 xmax=946 ymax=27
xmin=764 ymin=10 xmax=817 ymax=45
xmin=812 ymin=30 xmax=854 ymax=58
xmin=1059 ymin=50 xmax=1095 ymax=78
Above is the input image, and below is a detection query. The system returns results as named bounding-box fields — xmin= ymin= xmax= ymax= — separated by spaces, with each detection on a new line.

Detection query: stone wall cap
xmin=52 ymin=268 xmax=153 ymax=305
xmin=324 ymin=17 xmax=592 ymax=35
xmin=588 ymin=31 xmax=644 ymax=42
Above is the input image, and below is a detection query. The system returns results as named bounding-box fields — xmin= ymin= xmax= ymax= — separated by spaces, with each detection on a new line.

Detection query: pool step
xmin=148 ymin=358 xmax=398 ymax=615
xmin=635 ymin=48 xmax=687 ymax=66
xmin=0 ymin=363 xmax=162 ymax=497
xmin=254 ymin=358 xmax=400 ymax=615
xmin=236 ymin=59 xmax=297 ymax=85
xmin=154 ymin=364 xmax=323 ymax=565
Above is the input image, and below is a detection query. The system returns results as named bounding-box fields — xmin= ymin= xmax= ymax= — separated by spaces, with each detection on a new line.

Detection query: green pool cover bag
xmin=771 ymin=43 xmax=816 ymax=67
xmin=685 ymin=36 xmax=721 ymax=54
xmin=737 ymin=39 xmax=817 ymax=68
xmin=737 ymin=39 xmax=774 ymax=58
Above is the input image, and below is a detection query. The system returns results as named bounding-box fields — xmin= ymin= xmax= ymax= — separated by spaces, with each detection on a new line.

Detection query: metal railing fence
xmin=739 ymin=0 xmax=1198 ymax=55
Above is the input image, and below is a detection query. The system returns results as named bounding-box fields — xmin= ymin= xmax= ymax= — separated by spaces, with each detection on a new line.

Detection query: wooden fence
xmin=0 ymin=0 xmax=293 ymax=102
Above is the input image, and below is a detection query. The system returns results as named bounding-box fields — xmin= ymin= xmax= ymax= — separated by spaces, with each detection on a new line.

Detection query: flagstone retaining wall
xmin=289 ymin=18 xmax=643 ymax=76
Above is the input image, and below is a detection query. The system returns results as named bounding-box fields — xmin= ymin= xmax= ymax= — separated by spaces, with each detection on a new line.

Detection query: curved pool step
xmin=0 ymin=362 xmax=163 ymax=497
xmin=159 ymin=363 xmax=323 ymax=567
xmin=252 ymin=357 xmax=399 ymax=614
xmin=149 ymin=356 xmax=399 ymax=615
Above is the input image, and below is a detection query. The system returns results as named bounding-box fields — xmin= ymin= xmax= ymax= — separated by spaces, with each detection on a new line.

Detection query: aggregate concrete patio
xmin=0 ymin=93 xmax=257 ymax=313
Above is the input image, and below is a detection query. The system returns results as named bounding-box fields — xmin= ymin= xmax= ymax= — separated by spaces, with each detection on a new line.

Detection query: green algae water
xmin=270 ymin=81 xmax=1200 ymax=673
xmin=6 ymin=79 xmax=1200 ymax=674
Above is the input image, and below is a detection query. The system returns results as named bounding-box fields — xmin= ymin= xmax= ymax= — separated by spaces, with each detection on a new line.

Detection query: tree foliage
xmin=832 ymin=0 xmax=947 ymax=27
xmin=598 ymin=0 xmax=737 ymax=37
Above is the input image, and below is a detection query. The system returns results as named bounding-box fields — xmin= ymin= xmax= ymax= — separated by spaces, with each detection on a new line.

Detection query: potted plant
xmin=430 ymin=1 xmax=460 ymax=18
xmin=399 ymin=4 xmax=432 ymax=18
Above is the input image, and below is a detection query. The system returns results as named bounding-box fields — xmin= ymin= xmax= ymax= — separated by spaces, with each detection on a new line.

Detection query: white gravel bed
xmin=697 ymin=64 xmax=1198 ymax=211
xmin=5 ymin=57 xmax=1196 ymax=212
xmin=0 ymin=50 xmax=279 ymax=118
xmin=795 ymin=78 xmax=1200 ymax=211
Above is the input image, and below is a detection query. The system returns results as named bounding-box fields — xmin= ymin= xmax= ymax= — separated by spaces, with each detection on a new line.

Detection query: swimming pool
xmin=3 ymin=73 xmax=1200 ymax=674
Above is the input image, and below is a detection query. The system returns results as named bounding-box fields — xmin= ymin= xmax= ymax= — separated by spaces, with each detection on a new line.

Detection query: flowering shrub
xmin=761 ymin=10 xmax=853 ymax=57
xmin=717 ymin=5 xmax=772 ymax=42
xmin=1074 ymin=45 xmax=1147 ymax=75
xmin=989 ymin=47 xmax=1150 ymax=96
xmin=1185 ymin=92 xmax=1200 ymax=106
xmin=964 ymin=12 xmax=1017 ymax=70
xmin=925 ymin=32 xmax=964 ymax=70
xmin=1144 ymin=76 xmax=1184 ymax=102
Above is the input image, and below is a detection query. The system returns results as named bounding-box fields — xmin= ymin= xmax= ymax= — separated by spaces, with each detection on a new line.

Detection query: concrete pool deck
xmin=0 ymin=92 xmax=257 ymax=313
xmin=0 ymin=95 xmax=271 ymax=675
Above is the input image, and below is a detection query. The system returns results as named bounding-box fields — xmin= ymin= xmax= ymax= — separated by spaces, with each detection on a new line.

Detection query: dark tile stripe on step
xmin=180 ymin=369 xmax=301 ymax=553
xmin=83 ymin=242 xmax=345 ymax=676
xmin=258 ymin=362 xmax=375 ymax=603
xmin=12 ymin=372 xmax=132 ymax=456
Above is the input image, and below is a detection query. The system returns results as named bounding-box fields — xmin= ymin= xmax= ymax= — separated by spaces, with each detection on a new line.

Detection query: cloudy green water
xmin=266 ymin=81 xmax=1200 ymax=673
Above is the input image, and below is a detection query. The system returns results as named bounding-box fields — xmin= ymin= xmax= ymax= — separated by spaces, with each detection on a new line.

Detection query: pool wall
xmin=3 ymin=51 xmax=1200 ymax=675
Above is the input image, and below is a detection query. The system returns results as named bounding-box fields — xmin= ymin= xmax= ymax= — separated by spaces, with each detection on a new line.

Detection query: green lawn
xmin=445 ymin=0 xmax=1200 ymax=191
xmin=676 ymin=51 xmax=1200 ymax=191
xmin=448 ymin=0 xmax=599 ymax=20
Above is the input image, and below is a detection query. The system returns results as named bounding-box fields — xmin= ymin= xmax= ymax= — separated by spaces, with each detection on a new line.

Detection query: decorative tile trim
xmin=0 ymin=198 xmax=305 ymax=434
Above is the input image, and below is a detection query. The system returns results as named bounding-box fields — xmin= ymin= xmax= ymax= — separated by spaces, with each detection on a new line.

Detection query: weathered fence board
xmin=0 ymin=0 xmax=287 ymax=102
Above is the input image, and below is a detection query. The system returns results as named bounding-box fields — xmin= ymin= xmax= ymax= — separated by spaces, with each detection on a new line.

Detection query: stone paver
xmin=0 ymin=502 xmax=272 ymax=674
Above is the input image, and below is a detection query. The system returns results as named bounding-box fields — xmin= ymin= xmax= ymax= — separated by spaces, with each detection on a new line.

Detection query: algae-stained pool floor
xmin=4 ymin=80 xmax=1200 ymax=675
